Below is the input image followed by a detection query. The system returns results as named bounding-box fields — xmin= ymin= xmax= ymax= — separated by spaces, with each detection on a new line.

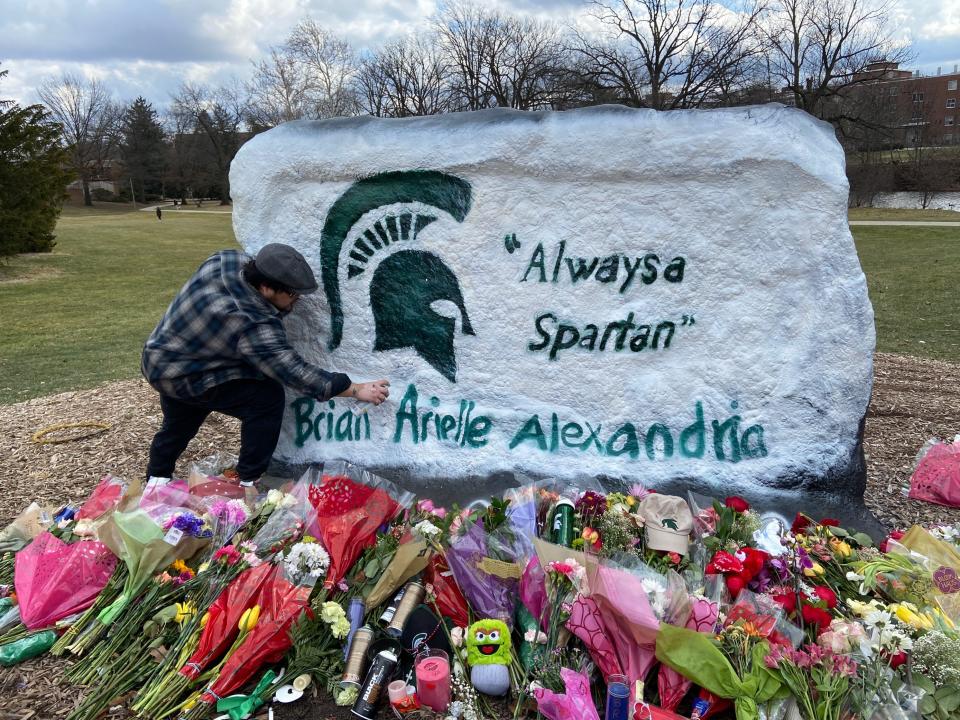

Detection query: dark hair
xmin=243 ymin=259 xmax=293 ymax=294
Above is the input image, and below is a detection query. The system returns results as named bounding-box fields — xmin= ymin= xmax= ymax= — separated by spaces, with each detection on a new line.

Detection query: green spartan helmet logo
xmin=320 ymin=170 xmax=475 ymax=382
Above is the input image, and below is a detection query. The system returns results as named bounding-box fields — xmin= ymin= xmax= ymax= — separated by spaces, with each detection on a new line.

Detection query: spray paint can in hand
xmin=351 ymin=648 xmax=398 ymax=719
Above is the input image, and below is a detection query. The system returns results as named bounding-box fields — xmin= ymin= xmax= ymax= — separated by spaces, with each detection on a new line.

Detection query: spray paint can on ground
xmin=378 ymin=588 xmax=406 ymax=627
xmin=344 ymin=598 xmax=366 ymax=660
xmin=386 ymin=581 xmax=426 ymax=638
xmin=341 ymin=625 xmax=374 ymax=689
xmin=351 ymin=648 xmax=398 ymax=719
xmin=551 ymin=498 xmax=576 ymax=547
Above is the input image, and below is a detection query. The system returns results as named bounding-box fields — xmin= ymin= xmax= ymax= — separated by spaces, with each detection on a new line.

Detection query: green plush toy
xmin=466 ymin=619 xmax=512 ymax=695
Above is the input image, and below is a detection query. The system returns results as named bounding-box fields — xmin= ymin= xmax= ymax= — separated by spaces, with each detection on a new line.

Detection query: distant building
xmin=851 ymin=61 xmax=959 ymax=147
xmin=65 ymin=177 xmax=119 ymax=203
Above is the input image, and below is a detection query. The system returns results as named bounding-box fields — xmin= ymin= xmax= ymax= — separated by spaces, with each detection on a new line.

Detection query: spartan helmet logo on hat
xmin=320 ymin=170 xmax=475 ymax=383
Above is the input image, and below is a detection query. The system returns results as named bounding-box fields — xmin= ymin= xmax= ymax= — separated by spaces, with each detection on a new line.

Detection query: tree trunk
xmin=82 ymin=177 xmax=93 ymax=206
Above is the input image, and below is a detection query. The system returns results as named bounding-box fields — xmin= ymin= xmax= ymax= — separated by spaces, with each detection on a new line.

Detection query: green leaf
xmin=363 ymin=557 xmax=381 ymax=577
xmin=852 ymin=532 xmax=874 ymax=547
xmin=920 ymin=695 xmax=937 ymax=714
xmin=915 ymin=674 xmax=936 ymax=693
xmin=938 ymin=690 xmax=960 ymax=712
xmin=830 ymin=527 xmax=849 ymax=537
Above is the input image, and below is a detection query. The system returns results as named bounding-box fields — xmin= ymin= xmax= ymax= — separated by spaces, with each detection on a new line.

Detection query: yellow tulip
xmin=238 ymin=605 xmax=261 ymax=633
xmin=893 ymin=605 xmax=920 ymax=628
xmin=200 ymin=611 xmax=210 ymax=628
xmin=175 ymin=601 xmax=197 ymax=625
xmin=626 ymin=496 xmax=636 ymax=507
xmin=803 ymin=562 xmax=825 ymax=577
xmin=830 ymin=539 xmax=852 ymax=558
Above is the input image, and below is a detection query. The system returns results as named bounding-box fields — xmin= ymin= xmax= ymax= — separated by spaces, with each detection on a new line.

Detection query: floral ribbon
xmin=215 ymin=670 xmax=276 ymax=720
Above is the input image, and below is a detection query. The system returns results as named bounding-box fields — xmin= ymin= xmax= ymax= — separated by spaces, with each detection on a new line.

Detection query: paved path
xmin=141 ymin=204 xmax=231 ymax=214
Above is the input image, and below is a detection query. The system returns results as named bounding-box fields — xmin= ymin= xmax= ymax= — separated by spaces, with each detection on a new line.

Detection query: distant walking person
xmin=156 ymin=206 xmax=162 ymax=221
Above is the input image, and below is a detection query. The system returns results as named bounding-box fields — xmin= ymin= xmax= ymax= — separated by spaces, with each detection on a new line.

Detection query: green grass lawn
xmin=0 ymin=208 xmax=957 ymax=404
xmin=854 ymin=224 xmax=960 ymax=360
xmin=0 ymin=208 xmax=238 ymax=404
xmin=848 ymin=207 xmax=960 ymax=221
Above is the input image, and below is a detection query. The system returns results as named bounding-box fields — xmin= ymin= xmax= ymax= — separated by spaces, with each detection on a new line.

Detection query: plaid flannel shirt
xmin=142 ymin=250 xmax=350 ymax=400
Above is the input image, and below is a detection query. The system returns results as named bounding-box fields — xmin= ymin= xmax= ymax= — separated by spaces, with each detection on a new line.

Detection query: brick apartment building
xmin=851 ymin=61 xmax=959 ymax=147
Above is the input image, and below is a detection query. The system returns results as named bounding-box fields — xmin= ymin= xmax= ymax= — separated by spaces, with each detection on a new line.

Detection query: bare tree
xmin=245 ymin=21 xmax=358 ymax=128
xmin=434 ymin=1 xmax=571 ymax=111
xmin=434 ymin=0 xmax=492 ymax=110
xmin=246 ymin=48 xmax=314 ymax=128
xmin=286 ymin=20 xmax=359 ymax=117
xmin=763 ymin=0 xmax=910 ymax=120
xmin=171 ymin=83 xmax=245 ymax=204
xmin=483 ymin=14 xmax=569 ymax=109
xmin=354 ymin=35 xmax=451 ymax=117
xmin=38 ymin=73 xmax=120 ymax=205
xmin=573 ymin=0 xmax=767 ymax=110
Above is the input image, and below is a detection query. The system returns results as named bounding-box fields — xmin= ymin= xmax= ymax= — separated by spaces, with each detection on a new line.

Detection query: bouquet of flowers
xmin=447 ymin=519 xmax=524 ymax=627
xmin=186 ymin=545 xmax=326 ymax=718
xmin=297 ymin=463 xmax=414 ymax=588
xmin=63 ymin=503 xmax=210 ymax=656
xmin=132 ymin=562 xmax=275 ymax=719
xmin=14 ymin=531 xmax=117 ymax=629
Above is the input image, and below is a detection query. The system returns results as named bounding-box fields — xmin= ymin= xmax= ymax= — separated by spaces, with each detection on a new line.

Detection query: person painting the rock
xmin=141 ymin=243 xmax=389 ymax=489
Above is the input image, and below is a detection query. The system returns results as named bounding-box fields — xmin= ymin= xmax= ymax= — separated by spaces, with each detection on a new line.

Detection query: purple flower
xmin=768 ymin=557 xmax=791 ymax=582
xmin=749 ymin=567 xmax=772 ymax=593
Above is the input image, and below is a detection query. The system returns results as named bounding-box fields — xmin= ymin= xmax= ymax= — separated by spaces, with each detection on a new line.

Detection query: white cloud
xmin=1 ymin=0 xmax=958 ymax=108
xmin=902 ymin=0 xmax=960 ymax=40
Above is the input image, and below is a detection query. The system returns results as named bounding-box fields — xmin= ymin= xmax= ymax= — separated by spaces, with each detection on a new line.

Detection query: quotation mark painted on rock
xmin=504 ymin=233 xmax=521 ymax=254
xmin=681 ymin=315 xmax=696 ymax=326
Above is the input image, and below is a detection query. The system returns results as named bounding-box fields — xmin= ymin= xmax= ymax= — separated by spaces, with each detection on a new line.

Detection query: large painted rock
xmin=230 ymin=105 xmax=875 ymax=508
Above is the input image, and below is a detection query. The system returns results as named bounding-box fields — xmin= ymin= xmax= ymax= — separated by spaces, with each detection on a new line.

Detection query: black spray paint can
xmin=351 ymin=648 xmax=398 ymax=719
xmin=378 ymin=588 xmax=405 ymax=627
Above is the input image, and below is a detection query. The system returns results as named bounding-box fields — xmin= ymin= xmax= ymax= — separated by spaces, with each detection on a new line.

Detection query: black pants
xmin=146 ymin=378 xmax=285 ymax=483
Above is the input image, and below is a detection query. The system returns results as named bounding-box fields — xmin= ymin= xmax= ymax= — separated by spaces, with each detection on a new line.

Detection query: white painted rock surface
xmin=230 ymin=105 xmax=875 ymax=498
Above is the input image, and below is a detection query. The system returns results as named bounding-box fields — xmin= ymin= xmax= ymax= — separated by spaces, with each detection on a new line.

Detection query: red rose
xmin=791 ymin=513 xmax=812 ymax=534
xmin=820 ymin=518 xmax=840 ymax=527
xmin=706 ymin=550 xmax=744 ymax=575
xmin=887 ymin=651 xmax=908 ymax=669
xmin=801 ymin=603 xmax=832 ymax=630
xmin=740 ymin=548 xmax=769 ymax=579
xmin=724 ymin=496 xmax=750 ymax=513
xmin=812 ymin=585 xmax=838 ymax=609
xmin=772 ymin=591 xmax=797 ymax=614
xmin=725 ymin=575 xmax=746 ymax=597
xmin=879 ymin=529 xmax=906 ymax=553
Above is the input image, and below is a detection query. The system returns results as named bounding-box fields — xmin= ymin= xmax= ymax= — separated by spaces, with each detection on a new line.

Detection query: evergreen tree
xmin=0 ymin=68 xmax=73 ymax=257
xmin=119 ymin=96 xmax=166 ymax=202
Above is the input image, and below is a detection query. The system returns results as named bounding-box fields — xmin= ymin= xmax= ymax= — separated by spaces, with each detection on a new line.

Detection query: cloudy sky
xmin=1 ymin=0 xmax=958 ymax=108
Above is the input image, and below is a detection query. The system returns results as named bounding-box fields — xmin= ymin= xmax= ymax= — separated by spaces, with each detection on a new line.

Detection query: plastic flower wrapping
xmin=6 ymin=469 xmax=960 ymax=720
xmin=14 ymin=532 xmax=117 ymax=629
xmin=295 ymin=462 xmax=414 ymax=588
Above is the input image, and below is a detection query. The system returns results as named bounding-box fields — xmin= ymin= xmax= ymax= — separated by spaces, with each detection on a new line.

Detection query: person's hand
xmin=351 ymin=380 xmax=390 ymax=405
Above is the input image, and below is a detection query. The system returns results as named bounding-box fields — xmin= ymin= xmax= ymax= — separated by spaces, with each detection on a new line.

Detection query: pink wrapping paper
xmin=14 ymin=532 xmax=117 ymax=629
xmin=534 ymin=667 xmax=601 ymax=720
xmin=656 ymin=597 xmax=719 ymax=711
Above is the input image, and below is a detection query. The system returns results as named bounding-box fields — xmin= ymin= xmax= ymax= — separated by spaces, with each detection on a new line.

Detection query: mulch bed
xmin=2 ymin=351 xmax=960 ymax=718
